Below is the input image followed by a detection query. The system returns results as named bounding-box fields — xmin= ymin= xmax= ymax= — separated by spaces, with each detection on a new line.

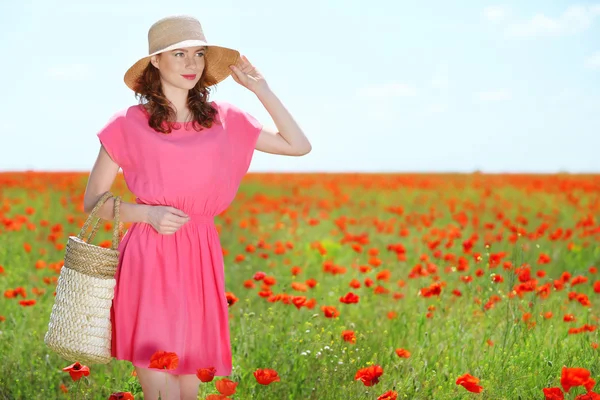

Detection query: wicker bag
xmin=44 ymin=191 xmax=124 ymax=365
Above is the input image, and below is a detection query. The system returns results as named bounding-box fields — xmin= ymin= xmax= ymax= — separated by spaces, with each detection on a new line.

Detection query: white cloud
xmin=484 ymin=6 xmax=509 ymax=23
xmin=475 ymin=89 xmax=512 ymax=102
xmin=506 ymin=5 xmax=600 ymax=37
xmin=356 ymin=83 xmax=417 ymax=98
xmin=46 ymin=64 xmax=94 ymax=81
xmin=584 ymin=52 xmax=600 ymax=69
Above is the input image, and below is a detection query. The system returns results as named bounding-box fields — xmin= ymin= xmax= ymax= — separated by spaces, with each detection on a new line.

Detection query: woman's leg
xmin=179 ymin=374 xmax=201 ymax=400
xmin=135 ymin=366 xmax=181 ymax=400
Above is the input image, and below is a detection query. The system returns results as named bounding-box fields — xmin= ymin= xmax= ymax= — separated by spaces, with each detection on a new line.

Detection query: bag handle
xmin=112 ymin=196 xmax=123 ymax=248
xmin=77 ymin=191 xmax=123 ymax=250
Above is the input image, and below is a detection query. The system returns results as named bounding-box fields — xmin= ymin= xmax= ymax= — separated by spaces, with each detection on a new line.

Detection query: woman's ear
xmin=150 ymin=55 xmax=159 ymax=69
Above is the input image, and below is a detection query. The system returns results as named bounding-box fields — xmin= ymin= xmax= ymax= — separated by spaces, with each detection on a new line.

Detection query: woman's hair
xmin=132 ymin=55 xmax=220 ymax=134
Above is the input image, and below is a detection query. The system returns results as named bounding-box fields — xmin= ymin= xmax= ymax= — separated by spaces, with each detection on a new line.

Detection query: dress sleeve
xmin=96 ymin=112 xmax=128 ymax=169
xmin=217 ymin=101 xmax=263 ymax=174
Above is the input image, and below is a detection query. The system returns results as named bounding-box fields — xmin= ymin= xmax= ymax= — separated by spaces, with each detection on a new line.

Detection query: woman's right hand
xmin=146 ymin=205 xmax=190 ymax=235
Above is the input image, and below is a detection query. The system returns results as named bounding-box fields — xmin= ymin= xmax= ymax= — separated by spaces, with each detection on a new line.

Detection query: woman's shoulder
xmin=101 ymin=104 xmax=144 ymax=122
xmin=125 ymin=104 xmax=146 ymax=119
xmin=211 ymin=100 xmax=251 ymax=122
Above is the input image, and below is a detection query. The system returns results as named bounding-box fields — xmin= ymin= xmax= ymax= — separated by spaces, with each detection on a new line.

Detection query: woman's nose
xmin=185 ymin=57 xmax=201 ymax=69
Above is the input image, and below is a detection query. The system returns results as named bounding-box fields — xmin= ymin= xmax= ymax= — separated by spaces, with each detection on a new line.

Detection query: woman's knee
xmin=135 ymin=366 xmax=181 ymax=400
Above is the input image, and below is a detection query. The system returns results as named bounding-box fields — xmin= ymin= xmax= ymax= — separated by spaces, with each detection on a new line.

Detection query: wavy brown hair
xmin=132 ymin=56 xmax=220 ymax=134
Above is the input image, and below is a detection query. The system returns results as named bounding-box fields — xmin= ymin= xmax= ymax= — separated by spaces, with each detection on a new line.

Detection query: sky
xmin=1 ymin=0 xmax=599 ymax=173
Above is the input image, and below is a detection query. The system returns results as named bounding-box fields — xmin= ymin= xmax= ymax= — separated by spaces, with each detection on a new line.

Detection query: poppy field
xmin=1 ymin=171 xmax=599 ymax=400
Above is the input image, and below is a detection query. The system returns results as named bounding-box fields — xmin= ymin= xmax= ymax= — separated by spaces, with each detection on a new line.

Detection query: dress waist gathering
xmin=186 ymin=213 xmax=215 ymax=225
xmin=134 ymin=198 xmax=215 ymax=225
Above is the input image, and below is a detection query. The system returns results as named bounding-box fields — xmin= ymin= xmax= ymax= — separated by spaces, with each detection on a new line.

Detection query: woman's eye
xmin=174 ymin=52 xmax=204 ymax=57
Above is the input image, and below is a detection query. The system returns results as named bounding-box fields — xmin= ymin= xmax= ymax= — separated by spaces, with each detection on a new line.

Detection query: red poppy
xmin=456 ymin=373 xmax=483 ymax=393
xmin=355 ymin=365 xmax=383 ymax=386
xmin=108 ymin=392 xmax=135 ymax=400
xmin=305 ymin=278 xmax=318 ymax=288
xmin=377 ymin=390 xmax=398 ymax=400
xmin=538 ymin=253 xmax=551 ymax=264
xmin=561 ymin=366 xmax=596 ymax=393
xmin=62 ymin=362 xmax=90 ymax=381
xmin=304 ymin=298 xmax=317 ymax=309
xmin=574 ymin=392 xmax=600 ymax=399
xmin=290 ymin=266 xmax=302 ymax=275
xmin=225 ymin=292 xmax=238 ymax=307
xmin=339 ymin=292 xmax=360 ymax=304
xmin=254 ymin=368 xmax=281 ymax=385
xmin=263 ymin=275 xmax=276 ymax=285
xmin=395 ymin=348 xmax=410 ymax=358
xmin=205 ymin=395 xmax=230 ymax=400
xmin=253 ymin=271 xmax=265 ymax=281
xmin=341 ymin=330 xmax=356 ymax=344
xmin=292 ymin=296 xmax=307 ymax=309
xmin=291 ymin=282 xmax=309 ymax=292
xmin=215 ymin=378 xmax=238 ymax=396
xmin=196 ymin=367 xmax=216 ymax=382
xmin=148 ymin=350 xmax=179 ymax=370
xmin=321 ymin=305 xmax=340 ymax=318
xmin=542 ymin=387 xmax=564 ymax=399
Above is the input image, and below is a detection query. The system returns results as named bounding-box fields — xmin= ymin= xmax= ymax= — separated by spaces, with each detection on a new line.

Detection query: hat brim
xmin=123 ymin=41 xmax=240 ymax=91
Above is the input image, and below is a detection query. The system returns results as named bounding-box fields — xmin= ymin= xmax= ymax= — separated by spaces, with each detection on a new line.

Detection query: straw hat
xmin=124 ymin=15 xmax=240 ymax=91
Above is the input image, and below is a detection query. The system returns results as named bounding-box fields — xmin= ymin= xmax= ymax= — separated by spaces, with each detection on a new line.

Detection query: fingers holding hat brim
xmin=205 ymin=46 xmax=240 ymax=84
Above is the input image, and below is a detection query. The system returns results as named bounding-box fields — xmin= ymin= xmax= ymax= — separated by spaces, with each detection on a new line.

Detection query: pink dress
xmin=96 ymin=100 xmax=262 ymax=376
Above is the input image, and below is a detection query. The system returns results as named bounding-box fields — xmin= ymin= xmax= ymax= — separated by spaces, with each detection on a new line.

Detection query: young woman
xmin=83 ymin=14 xmax=311 ymax=400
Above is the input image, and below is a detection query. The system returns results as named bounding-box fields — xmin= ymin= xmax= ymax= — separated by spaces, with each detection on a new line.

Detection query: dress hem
xmin=112 ymin=356 xmax=232 ymax=377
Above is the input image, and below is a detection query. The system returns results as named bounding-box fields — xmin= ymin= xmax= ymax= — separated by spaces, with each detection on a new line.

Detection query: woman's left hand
xmin=229 ymin=55 xmax=269 ymax=94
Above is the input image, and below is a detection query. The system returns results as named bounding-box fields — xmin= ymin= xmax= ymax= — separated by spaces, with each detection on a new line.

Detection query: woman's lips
xmin=182 ymin=74 xmax=197 ymax=80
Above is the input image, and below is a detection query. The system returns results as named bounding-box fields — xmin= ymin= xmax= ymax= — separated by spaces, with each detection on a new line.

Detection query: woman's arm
xmin=83 ymin=145 xmax=150 ymax=223
xmin=253 ymin=87 xmax=312 ymax=156
xmin=229 ymin=55 xmax=312 ymax=156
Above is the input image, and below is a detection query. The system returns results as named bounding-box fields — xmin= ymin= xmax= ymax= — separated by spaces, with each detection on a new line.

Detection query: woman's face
xmin=150 ymin=45 xmax=207 ymax=90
